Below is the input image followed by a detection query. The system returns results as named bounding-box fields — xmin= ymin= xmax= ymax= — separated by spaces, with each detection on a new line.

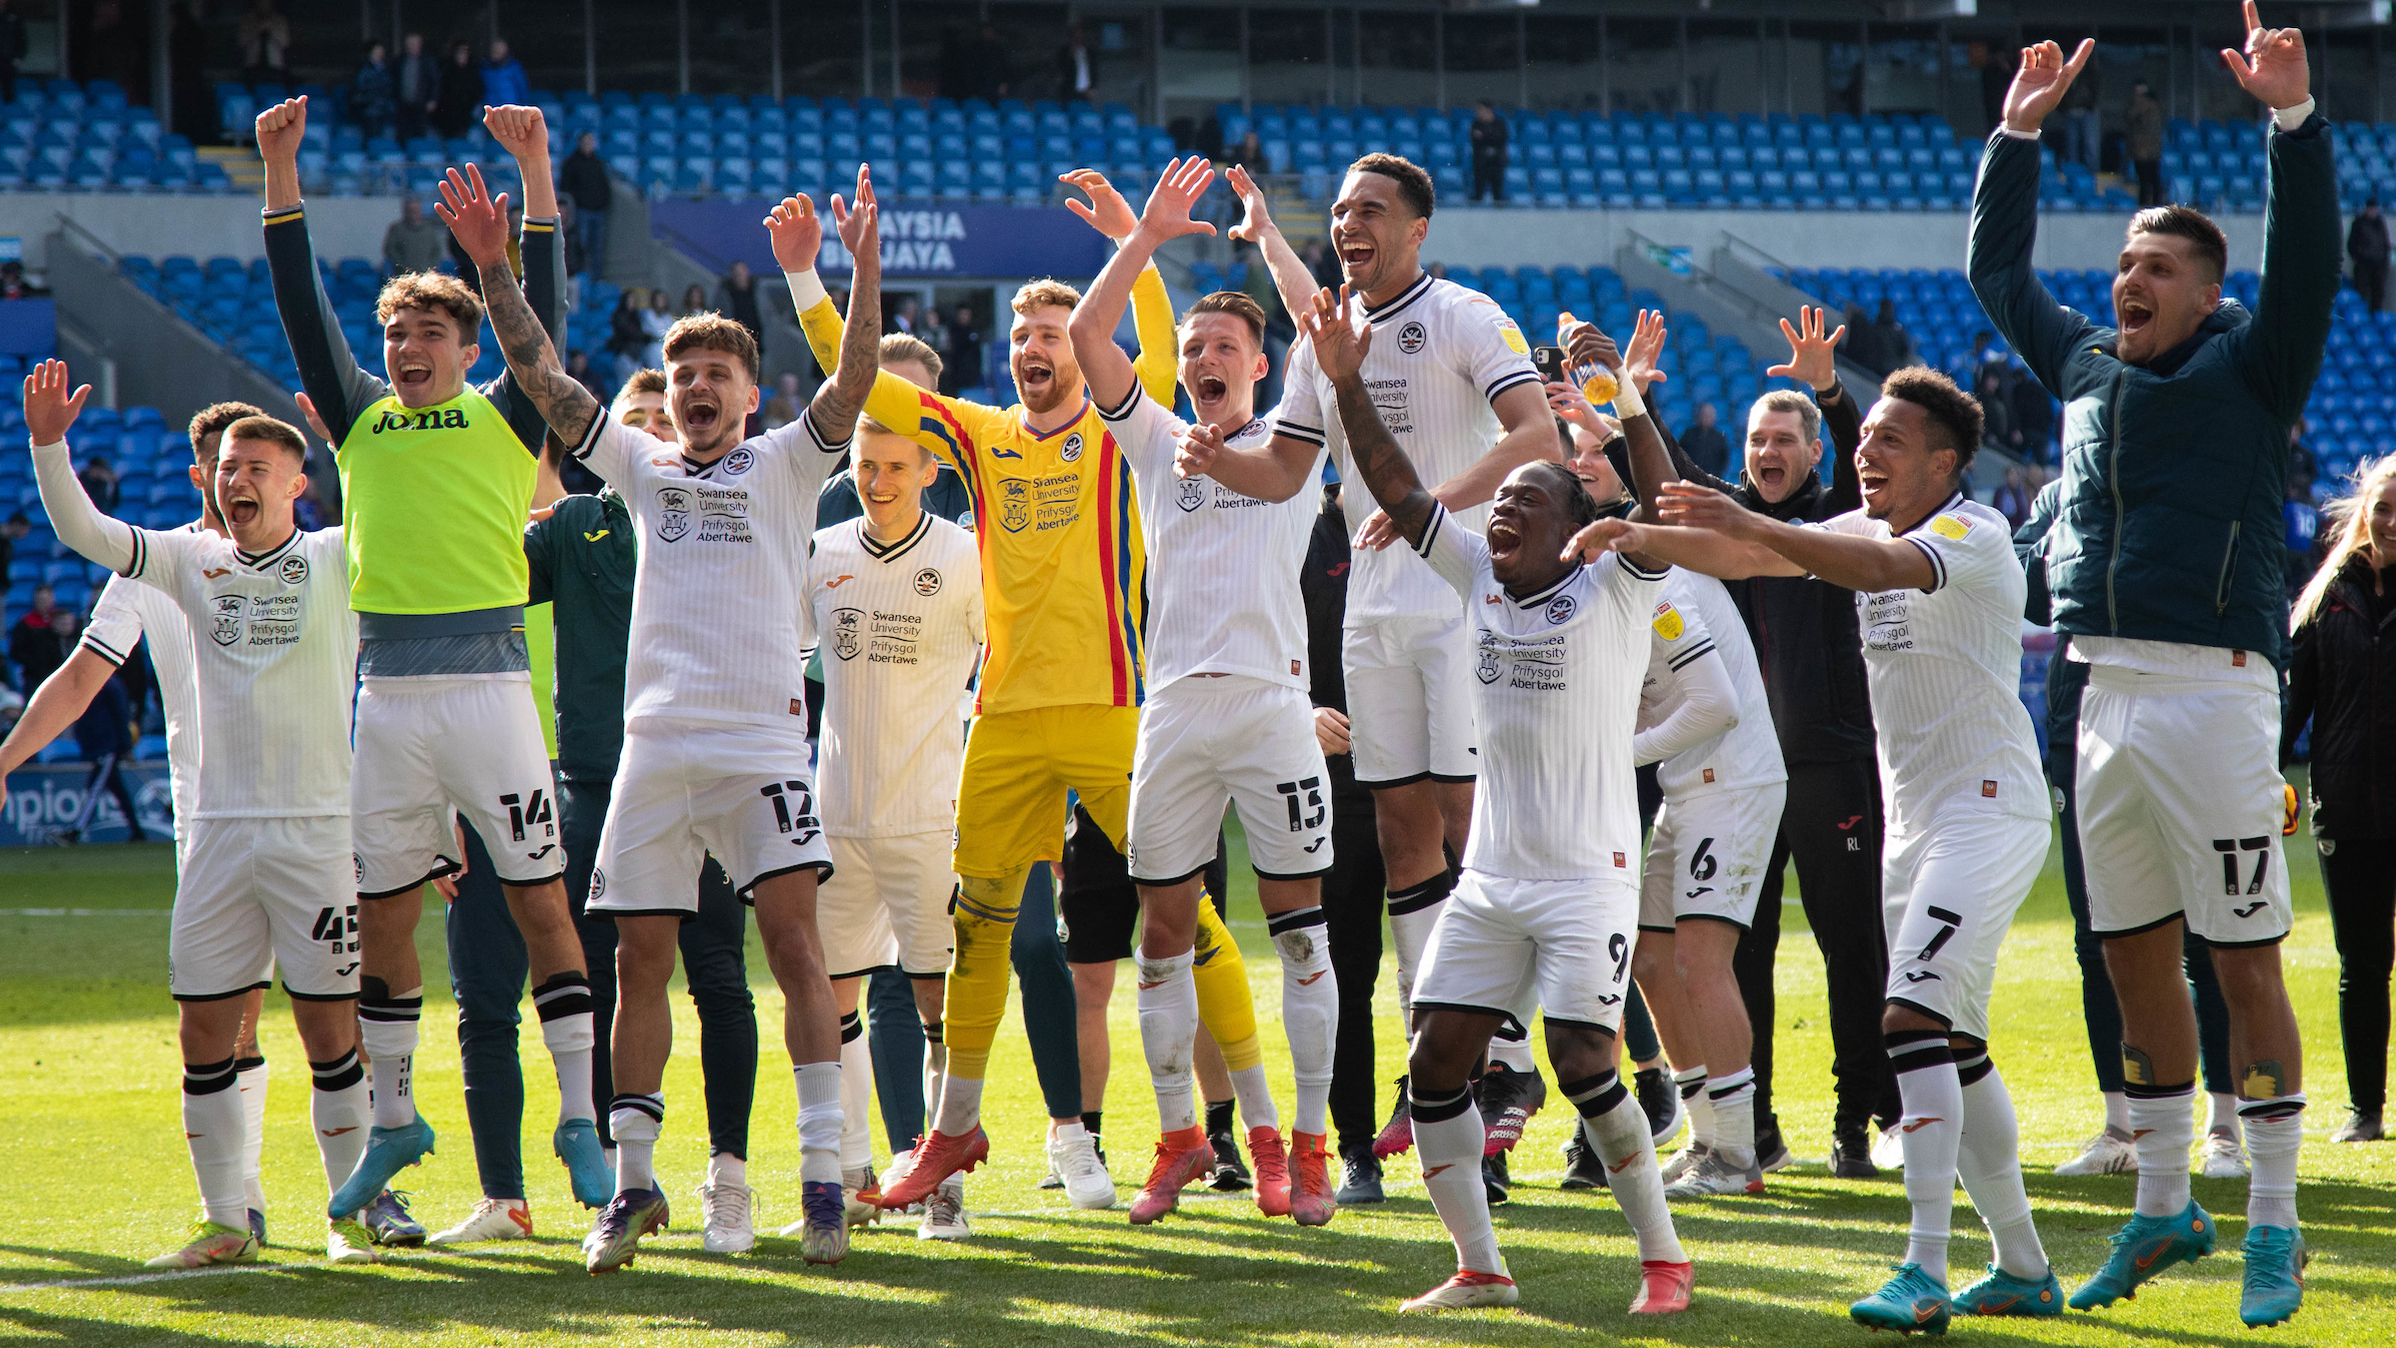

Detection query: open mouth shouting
xmin=1485 ymin=512 xmax=1522 ymax=565
xmin=221 ymin=485 xmax=262 ymax=529
xmin=2117 ymin=294 xmax=2154 ymax=339
xmin=1192 ymin=372 xmax=1229 ymax=406
xmin=1017 ymin=358 xmax=1055 ymax=398
xmin=393 ymin=359 xmax=434 ymax=390
xmin=678 ymin=396 xmax=722 ymax=437
xmin=1338 ymin=239 xmax=1375 ymax=279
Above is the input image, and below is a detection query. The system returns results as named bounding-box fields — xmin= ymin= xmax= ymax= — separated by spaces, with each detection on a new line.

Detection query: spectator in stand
xmin=481 ymin=38 xmax=529 ymax=110
xmin=1678 ymin=401 xmax=1732 ymax=479
xmin=679 ymin=283 xmax=709 ymax=318
xmin=0 ymin=511 xmax=22 ymax=580
xmin=1994 ymin=464 xmax=2033 ymax=531
xmin=2126 ymin=80 xmax=2165 ymax=208
xmin=946 ymin=302 xmax=983 ymax=393
xmin=608 ymin=287 xmax=649 ymax=380
xmin=382 ymin=196 xmax=446 ymax=275
xmin=61 ymin=623 xmax=149 ymax=845
xmin=2060 ymin=61 xmax=2101 ymax=169
xmin=2350 ymin=198 xmax=2390 ymax=314
xmin=2011 ymin=373 xmax=2055 ymax=462
xmin=1979 ymin=369 xmax=2018 ymax=454
xmin=1057 ymin=23 xmax=1098 ymax=104
xmin=1303 ymin=237 xmax=1342 ymax=292
xmin=762 ymin=372 xmax=804 ymax=430
xmin=565 ymin=348 xmax=606 ymax=402
xmin=2284 ymin=455 xmax=2396 ymax=1145
xmin=77 ymin=455 xmax=118 ymax=515
xmin=294 ymin=475 xmax=329 ymax=532
xmin=350 ymin=40 xmax=396 ymax=142
xmin=718 ymin=260 xmax=765 ymax=355
xmin=237 ymin=0 xmax=289 ymax=85
xmin=1841 ymin=301 xmax=1881 ymax=373
xmin=432 ymin=39 xmax=482 ymax=139
xmin=639 ymin=287 xmax=675 ymax=366
xmin=2290 ymin=419 xmax=2320 ymax=498
xmin=1228 ymin=130 xmax=1270 ymax=175
xmin=891 ymin=294 xmax=920 ymax=335
xmin=559 ymin=131 xmax=612 ymax=277
xmin=0 ymin=260 xmax=37 ymax=300
xmin=0 ymin=0 xmax=27 ymax=106
xmin=1868 ymin=298 xmax=1912 ymax=373
xmin=10 ymin=583 xmax=66 ymax=694
xmin=396 ymin=31 xmax=438 ymax=142
xmin=1468 ymin=100 xmax=1508 ymax=203
xmin=970 ymin=22 xmax=1013 ymax=101
xmin=2285 ymin=481 xmax=2324 ymax=599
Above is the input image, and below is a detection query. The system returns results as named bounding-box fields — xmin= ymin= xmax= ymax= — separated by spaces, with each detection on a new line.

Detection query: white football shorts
xmin=587 ymin=723 xmax=832 ymax=917
xmin=1881 ymin=800 xmax=2049 ymax=1041
xmin=171 ymin=815 xmax=359 ymax=1002
xmin=1127 ymin=675 xmax=1332 ymax=884
xmin=1413 ymin=868 xmax=1638 ymax=1033
xmin=1342 ymin=612 xmax=1479 ymax=789
xmin=2075 ymin=668 xmax=2294 ymax=947
xmin=352 ymin=676 xmax=564 ymax=897
xmin=1638 ymin=781 xmax=1787 ymax=931
xmin=818 ymin=830 xmax=955 ymax=979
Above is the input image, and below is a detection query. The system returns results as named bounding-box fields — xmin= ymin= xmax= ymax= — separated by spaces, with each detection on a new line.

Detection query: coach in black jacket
xmin=1582 ymin=308 xmax=1899 ymax=1176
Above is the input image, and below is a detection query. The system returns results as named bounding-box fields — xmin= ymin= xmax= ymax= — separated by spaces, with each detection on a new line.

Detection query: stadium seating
xmin=1782 ymin=263 xmax=2388 ymax=485
xmin=0 ymin=381 xmax=191 ymax=631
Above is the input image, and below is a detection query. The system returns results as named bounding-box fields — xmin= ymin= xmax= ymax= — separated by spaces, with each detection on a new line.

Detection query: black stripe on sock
xmin=532 ymin=973 xmax=594 ymax=1022
xmin=358 ymin=993 xmax=423 ymax=1023
xmin=1387 ymin=867 xmax=1457 ymax=917
xmin=2123 ymin=1080 xmax=2196 ymax=1101
xmin=310 ymin=1049 xmax=365 ymax=1092
xmin=233 ymin=1054 xmax=267 ymax=1074
xmin=609 ymin=1092 xmax=665 ymax=1124
xmin=839 ymin=1011 xmax=863 ymax=1043
xmin=1956 ymin=1054 xmax=1994 ymax=1088
xmin=922 ymin=1020 xmax=944 ymax=1045
xmin=1081 ymin=1110 xmax=1103 ymax=1138
xmin=1206 ymin=1099 xmax=1235 ymax=1134
xmin=1677 ymin=1076 xmax=1707 ymax=1101
xmin=1558 ymin=1071 xmax=1628 ymax=1119
xmin=1885 ymin=1029 xmax=1954 ymax=1076
xmin=2237 ymin=1097 xmax=2305 ymax=1121
xmin=183 ymin=1055 xmax=239 ymax=1095
xmin=1266 ymin=905 xmax=1327 ymax=935
xmin=1410 ymin=1083 xmax=1473 ymax=1124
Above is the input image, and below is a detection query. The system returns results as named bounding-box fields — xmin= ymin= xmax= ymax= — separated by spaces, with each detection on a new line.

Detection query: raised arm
xmin=1308 ymin=288 xmax=1435 ymax=546
xmin=1657 ymin=479 xmax=1935 ymax=592
xmin=483 ymin=106 xmax=566 ymax=450
xmin=2226 ymin=7 xmax=2339 ymax=419
xmin=1968 ymin=40 xmax=2100 ymax=397
xmin=438 ymin=164 xmax=598 ymax=445
xmin=24 ymin=362 xmax=135 ymax=575
xmin=0 ymin=646 xmax=119 ymax=786
xmin=1065 ymin=159 xmax=1216 ymax=415
xmin=1564 ymin=516 xmax=1800 ymax=581
xmin=1226 ymin=165 xmax=1320 ymax=322
xmin=1056 ymin=165 xmax=1184 ymax=408
xmin=257 ymin=96 xmax=388 ymax=445
xmin=810 ymin=177 xmax=883 ymax=445
xmin=1764 ymin=305 xmax=1865 ymax=513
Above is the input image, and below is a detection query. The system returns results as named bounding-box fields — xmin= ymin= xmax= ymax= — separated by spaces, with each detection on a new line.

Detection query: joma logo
xmin=370 ymin=408 xmax=471 ymax=433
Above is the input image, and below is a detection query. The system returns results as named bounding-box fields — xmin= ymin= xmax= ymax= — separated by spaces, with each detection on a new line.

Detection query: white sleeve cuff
xmin=2274 ymin=98 xmax=2316 ymax=131
xmin=1996 ymin=124 xmax=2042 ymax=142
xmin=787 ymin=268 xmax=829 ymax=310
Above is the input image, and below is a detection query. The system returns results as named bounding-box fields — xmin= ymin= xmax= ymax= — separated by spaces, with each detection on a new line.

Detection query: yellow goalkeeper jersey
xmin=796 ymin=267 xmax=1176 ymax=715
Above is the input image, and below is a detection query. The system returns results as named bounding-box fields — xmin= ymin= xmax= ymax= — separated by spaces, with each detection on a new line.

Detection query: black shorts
xmin=1060 ymin=802 xmax=1229 ymax=963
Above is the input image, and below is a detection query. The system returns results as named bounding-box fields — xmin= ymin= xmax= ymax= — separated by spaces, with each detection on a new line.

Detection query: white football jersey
xmin=1272 ymin=272 xmax=1543 ymax=627
xmin=1815 ymin=494 xmax=2045 ymax=832
xmin=568 ymin=406 xmax=847 ymax=733
xmin=807 ymin=512 xmax=984 ymax=837
xmin=81 ymin=538 xmax=202 ymax=825
xmin=1103 ymin=388 xmax=1323 ymax=692
xmin=1418 ymin=502 xmax=1663 ymax=880
xmin=1638 ymin=568 xmax=1786 ymax=800
xmin=120 ymin=525 xmax=357 ymax=818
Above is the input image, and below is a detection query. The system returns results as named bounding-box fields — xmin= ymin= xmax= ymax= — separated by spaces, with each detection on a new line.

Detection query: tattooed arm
xmin=1307 ymin=289 xmax=1436 ymax=547
xmin=808 ymin=175 xmax=883 ymax=444
xmin=438 ymin=164 xmax=599 ymax=443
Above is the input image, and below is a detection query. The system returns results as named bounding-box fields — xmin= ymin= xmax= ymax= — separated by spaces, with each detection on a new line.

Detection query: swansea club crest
xmin=656 ymin=486 xmax=693 ymax=542
xmin=832 ymin=607 xmax=864 ymax=660
xmin=1176 ymin=476 xmax=1206 ymax=512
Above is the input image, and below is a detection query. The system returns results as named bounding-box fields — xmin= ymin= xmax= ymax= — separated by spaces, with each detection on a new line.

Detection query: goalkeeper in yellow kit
xmin=771 ymin=168 xmax=1269 ymax=1210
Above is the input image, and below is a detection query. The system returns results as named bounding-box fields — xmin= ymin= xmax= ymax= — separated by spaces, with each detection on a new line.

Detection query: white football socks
xmin=181 ymin=1057 xmax=248 ymax=1230
xmin=1955 ymin=1052 xmax=2047 ymax=1280
xmin=309 ymin=1049 xmax=370 ymax=1201
xmin=1708 ymin=1064 xmax=1758 ymax=1165
xmin=1136 ymin=950 xmax=1201 ymax=1133
xmin=2128 ymin=1085 xmax=2197 ymax=1217
xmin=932 ymin=1073 xmax=984 ymax=1137
xmin=1269 ymin=906 xmax=1337 ymax=1137
xmin=1386 ymin=869 xmax=1453 ymax=1013
xmin=610 ymin=1093 xmax=663 ymax=1195
xmin=359 ymin=984 xmax=422 ymax=1130
xmin=236 ymin=1055 xmax=269 ymax=1216
xmin=1675 ymin=1065 xmax=1712 ymax=1147
xmin=838 ymin=1011 xmax=875 ymax=1169
xmin=1889 ymin=1031 xmax=1963 ymax=1286
xmin=1569 ymin=1071 xmax=1687 ymax=1264
xmin=793 ymin=1061 xmax=844 ymax=1185
xmin=532 ymin=973 xmax=597 ymax=1127
xmin=2240 ymin=1095 xmax=2305 ymax=1230
xmin=1411 ymin=1081 xmax=1504 ymax=1276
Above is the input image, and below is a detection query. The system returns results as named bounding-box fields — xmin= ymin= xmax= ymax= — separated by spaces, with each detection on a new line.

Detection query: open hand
xmin=2001 ymin=39 xmax=2094 ymax=135
xmin=1561 ymin=516 xmax=1644 ymax=565
xmin=765 ymin=194 xmax=825 ymax=273
xmin=1767 ymin=306 xmax=1845 ymax=392
xmin=254 ymin=96 xmax=307 ymax=164
xmin=1546 ymin=380 xmax=1615 ymax=440
xmin=294 ymin=391 xmax=334 ymax=444
xmin=1352 ymin=508 xmax=1400 ymax=553
xmin=1059 ymin=169 xmax=1138 ymax=240
xmin=483 ymin=104 xmax=550 ymax=160
xmin=830 ymin=165 xmax=880 ymax=283
xmin=1622 ymin=309 xmax=1668 ymax=392
xmin=22 ymin=359 xmax=90 ymax=446
xmin=1301 ymin=285 xmax=1372 ymax=383
xmin=1131 ymin=156 xmax=1218 ymax=246
xmin=2223 ymin=0 xmax=2310 ymax=110
xmin=1225 ymin=165 xmax=1278 ymax=244
xmin=435 ymin=164 xmax=513 ymax=267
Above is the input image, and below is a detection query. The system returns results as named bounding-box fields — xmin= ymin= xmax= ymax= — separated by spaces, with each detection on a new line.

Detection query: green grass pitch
xmin=1 ymin=811 xmax=2390 ymax=1346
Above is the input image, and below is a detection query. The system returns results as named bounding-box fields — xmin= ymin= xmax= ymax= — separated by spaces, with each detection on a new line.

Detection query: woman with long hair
xmin=2286 ymin=454 xmax=2396 ymax=1144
